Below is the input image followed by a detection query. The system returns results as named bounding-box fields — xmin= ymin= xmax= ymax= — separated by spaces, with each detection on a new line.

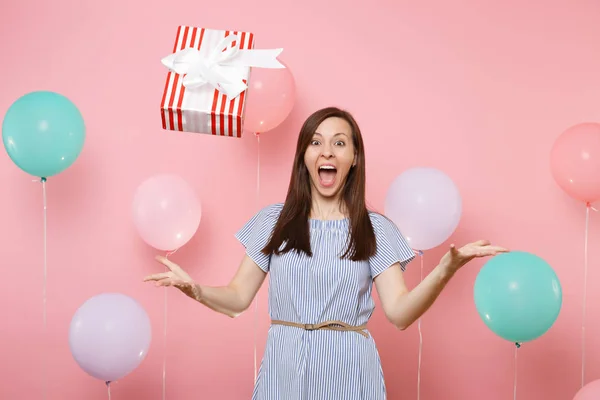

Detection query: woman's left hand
xmin=440 ymin=240 xmax=509 ymax=273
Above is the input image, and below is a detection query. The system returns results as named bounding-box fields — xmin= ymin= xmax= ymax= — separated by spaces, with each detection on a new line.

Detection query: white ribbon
xmin=162 ymin=34 xmax=285 ymax=98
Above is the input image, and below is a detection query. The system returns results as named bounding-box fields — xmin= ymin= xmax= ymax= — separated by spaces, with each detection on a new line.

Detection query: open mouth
xmin=318 ymin=165 xmax=337 ymax=187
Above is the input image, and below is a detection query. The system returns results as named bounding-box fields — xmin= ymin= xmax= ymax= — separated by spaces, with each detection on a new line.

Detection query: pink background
xmin=1 ymin=0 xmax=600 ymax=399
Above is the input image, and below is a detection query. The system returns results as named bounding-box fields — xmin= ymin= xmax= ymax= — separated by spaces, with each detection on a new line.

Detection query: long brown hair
xmin=261 ymin=106 xmax=376 ymax=261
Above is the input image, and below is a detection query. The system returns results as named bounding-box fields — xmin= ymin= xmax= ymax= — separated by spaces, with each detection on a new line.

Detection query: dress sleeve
xmin=234 ymin=204 xmax=282 ymax=273
xmin=369 ymin=213 xmax=415 ymax=278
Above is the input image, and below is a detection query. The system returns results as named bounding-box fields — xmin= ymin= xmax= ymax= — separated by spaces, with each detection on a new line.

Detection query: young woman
xmin=144 ymin=107 xmax=508 ymax=399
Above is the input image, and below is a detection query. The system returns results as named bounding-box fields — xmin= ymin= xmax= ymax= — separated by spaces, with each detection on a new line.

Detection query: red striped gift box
xmin=160 ymin=26 xmax=255 ymax=138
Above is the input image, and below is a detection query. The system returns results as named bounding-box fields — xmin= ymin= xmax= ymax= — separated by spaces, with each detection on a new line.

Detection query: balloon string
xmin=253 ymin=278 xmax=258 ymax=383
xmin=513 ymin=343 xmax=520 ymax=400
xmin=35 ymin=177 xmax=48 ymax=400
xmin=253 ymin=132 xmax=261 ymax=383
xmin=106 ymin=381 xmax=111 ymax=400
xmin=162 ymin=268 xmax=167 ymax=400
xmin=414 ymin=249 xmax=423 ymax=400
xmin=582 ymin=203 xmax=592 ymax=388
xmin=255 ymin=132 xmax=260 ymax=204
xmin=162 ymin=250 xmax=177 ymax=400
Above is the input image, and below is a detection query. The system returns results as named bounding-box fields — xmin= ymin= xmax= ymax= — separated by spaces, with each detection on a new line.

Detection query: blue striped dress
xmin=235 ymin=203 xmax=415 ymax=399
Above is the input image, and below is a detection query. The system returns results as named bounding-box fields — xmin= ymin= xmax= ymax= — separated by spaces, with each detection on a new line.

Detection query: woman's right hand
xmin=143 ymin=256 xmax=202 ymax=301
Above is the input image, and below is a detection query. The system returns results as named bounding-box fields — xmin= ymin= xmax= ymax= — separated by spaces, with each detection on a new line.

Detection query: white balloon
xmin=384 ymin=167 xmax=462 ymax=251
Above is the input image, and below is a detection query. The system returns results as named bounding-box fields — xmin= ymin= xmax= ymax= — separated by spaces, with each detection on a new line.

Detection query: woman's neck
xmin=309 ymin=196 xmax=347 ymax=220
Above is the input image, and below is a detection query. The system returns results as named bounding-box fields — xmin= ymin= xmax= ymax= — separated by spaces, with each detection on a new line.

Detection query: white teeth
xmin=319 ymin=166 xmax=336 ymax=170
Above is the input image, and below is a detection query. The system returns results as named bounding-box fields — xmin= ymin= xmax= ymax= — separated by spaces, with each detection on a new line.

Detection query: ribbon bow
xmin=161 ymin=34 xmax=284 ymax=98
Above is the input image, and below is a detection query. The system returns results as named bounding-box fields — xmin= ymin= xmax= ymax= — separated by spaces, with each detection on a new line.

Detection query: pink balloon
xmin=550 ymin=122 xmax=600 ymax=204
xmin=132 ymin=174 xmax=201 ymax=252
xmin=574 ymin=379 xmax=600 ymax=399
xmin=243 ymin=60 xmax=296 ymax=134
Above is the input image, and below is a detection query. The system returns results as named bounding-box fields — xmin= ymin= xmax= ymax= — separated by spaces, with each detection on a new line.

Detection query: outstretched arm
xmin=374 ymin=240 xmax=508 ymax=330
xmin=144 ymin=254 xmax=267 ymax=318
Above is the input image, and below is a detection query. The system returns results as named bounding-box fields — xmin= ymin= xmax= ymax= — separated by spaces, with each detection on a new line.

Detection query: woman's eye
xmin=310 ymin=140 xmax=320 ymax=145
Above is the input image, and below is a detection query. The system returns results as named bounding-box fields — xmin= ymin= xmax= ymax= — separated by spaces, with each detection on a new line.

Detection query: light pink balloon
xmin=243 ymin=60 xmax=296 ymax=134
xmin=384 ymin=167 xmax=462 ymax=251
xmin=550 ymin=122 xmax=600 ymax=204
xmin=132 ymin=174 xmax=201 ymax=252
xmin=574 ymin=379 xmax=600 ymax=399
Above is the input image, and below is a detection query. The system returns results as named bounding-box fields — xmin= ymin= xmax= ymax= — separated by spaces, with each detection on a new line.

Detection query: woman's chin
xmin=312 ymin=183 xmax=342 ymax=199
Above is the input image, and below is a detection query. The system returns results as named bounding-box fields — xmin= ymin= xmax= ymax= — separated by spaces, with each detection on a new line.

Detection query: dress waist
xmin=270 ymin=319 xmax=369 ymax=338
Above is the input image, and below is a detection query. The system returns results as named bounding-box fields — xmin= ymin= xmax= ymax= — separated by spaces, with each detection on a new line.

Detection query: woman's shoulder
xmin=256 ymin=202 xmax=285 ymax=218
xmin=367 ymin=209 xmax=386 ymax=223
xmin=237 ymin=203 xmax=283 ymax=234
xmin=367 ymin=210 xmax=398 ymax=231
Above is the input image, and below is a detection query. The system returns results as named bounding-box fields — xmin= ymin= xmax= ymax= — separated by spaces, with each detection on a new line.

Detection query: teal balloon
xmin=2 ymin=91 xmax=85 ymax=178
xmin=473 ymin=251 xmax=562 ymax=344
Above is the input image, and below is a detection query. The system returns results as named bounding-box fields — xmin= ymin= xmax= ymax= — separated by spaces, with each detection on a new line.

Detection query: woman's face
xmin=304 ymin=117 xmax=356 ymax=200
